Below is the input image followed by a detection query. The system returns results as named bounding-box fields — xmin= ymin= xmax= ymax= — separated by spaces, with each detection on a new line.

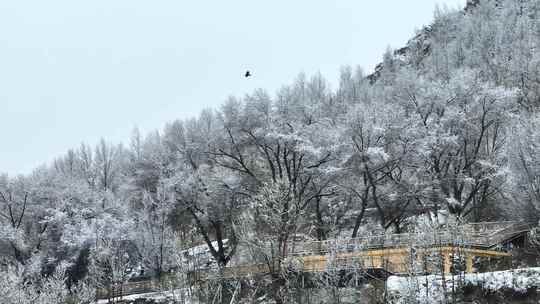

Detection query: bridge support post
xmin=465 ymin=255 xmax=473 ymax=273
xmin=443 ymin=252 xmax=451 ymax=274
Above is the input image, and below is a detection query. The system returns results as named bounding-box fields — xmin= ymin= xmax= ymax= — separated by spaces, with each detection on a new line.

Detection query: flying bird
xmin=244 ymin=70 xmax=252 ymax=78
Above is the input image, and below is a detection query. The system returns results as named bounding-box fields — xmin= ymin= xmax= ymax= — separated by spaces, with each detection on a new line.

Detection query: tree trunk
xmin=270 ymin=276 xmax=285 ymax=304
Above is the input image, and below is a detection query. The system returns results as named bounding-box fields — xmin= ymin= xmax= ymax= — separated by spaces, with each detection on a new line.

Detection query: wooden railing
xmin=97 ymin=280 xmax=159 ymax=299
xmin=98 ymin=222 xmax=532 ymax=297
xmin=187 ymin=264 xmax=271 ymax=282
xmin=287 ymin=222 xmax=532 ymax=256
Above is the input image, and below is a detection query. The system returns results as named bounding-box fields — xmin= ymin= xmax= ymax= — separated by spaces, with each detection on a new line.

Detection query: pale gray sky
xmin=0 ymin=0 xmax=465 ymax=175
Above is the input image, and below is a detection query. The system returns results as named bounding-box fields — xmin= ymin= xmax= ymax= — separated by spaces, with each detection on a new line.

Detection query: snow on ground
xmin=183 ymin=239 xmax=228 ymax=257
xmin=96 ymin=292 xmax=167 ymax=304
xmin=96 ymin=289 xmax=190 ymax=304
xmin=387 ymin=267 xmax=540 ymax=303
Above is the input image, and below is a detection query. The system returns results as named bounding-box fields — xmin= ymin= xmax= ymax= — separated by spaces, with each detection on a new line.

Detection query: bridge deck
xmin=98 ymin=222 xmax=531 ymax=298
xmin=288 ymin=222 xmax=530 ymax=257
xmin=191 ymin=221 xmax=530 ymax=281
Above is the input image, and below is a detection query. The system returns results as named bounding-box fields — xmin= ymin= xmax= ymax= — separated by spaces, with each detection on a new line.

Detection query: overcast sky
xmin=0 ymin=0 xmax=466 ymax=175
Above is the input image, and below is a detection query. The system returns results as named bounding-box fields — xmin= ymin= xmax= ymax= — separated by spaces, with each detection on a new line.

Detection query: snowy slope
xmin=387 ymin=267 xmax=540 ymax=304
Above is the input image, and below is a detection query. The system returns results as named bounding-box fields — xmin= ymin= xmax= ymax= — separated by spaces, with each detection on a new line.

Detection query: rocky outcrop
xmin=465 ymin=0 xmax=481 ymax=12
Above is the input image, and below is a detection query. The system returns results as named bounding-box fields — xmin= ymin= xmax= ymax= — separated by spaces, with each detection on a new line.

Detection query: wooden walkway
xmin=98 ymin=222 xmax=531 ymax=299
xmin=288 ymin=222 xmax=531 ymax=256
xmin=190 ymin=222 xmax=531 ymax=281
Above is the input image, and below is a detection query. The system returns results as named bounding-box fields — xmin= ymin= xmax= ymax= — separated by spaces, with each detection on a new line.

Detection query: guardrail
xmin=97 ymin=280 xmax=159 ymax=299
xmin=287 ymin=222 xmax=532 ymax=256
xmin=97 ymin=222 xmax=532 ymax=297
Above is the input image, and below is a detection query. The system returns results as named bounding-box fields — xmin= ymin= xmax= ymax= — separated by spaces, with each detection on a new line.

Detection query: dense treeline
xmin=1 ymin=0 xmax=540 ymax=303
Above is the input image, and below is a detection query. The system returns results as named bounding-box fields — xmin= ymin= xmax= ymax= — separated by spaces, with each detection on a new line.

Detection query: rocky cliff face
xmin=368 ymin=0 xmax=481 ymax=84
xmin=465 ymin=0 xmax=481 ymax=11
xmin=367 ymin=25 xmax=433 ymax=84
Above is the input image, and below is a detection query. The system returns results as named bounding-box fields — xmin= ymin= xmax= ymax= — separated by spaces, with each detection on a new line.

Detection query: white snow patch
xmin=96 ymin=288 xmax=190 ymax=303
xmin=387 ymin=267 xmax=540 ymax=304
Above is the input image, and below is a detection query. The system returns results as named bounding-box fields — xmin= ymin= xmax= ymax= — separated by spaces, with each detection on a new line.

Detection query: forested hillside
xmin=2 ymin=0 xmax=540 ymax=303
